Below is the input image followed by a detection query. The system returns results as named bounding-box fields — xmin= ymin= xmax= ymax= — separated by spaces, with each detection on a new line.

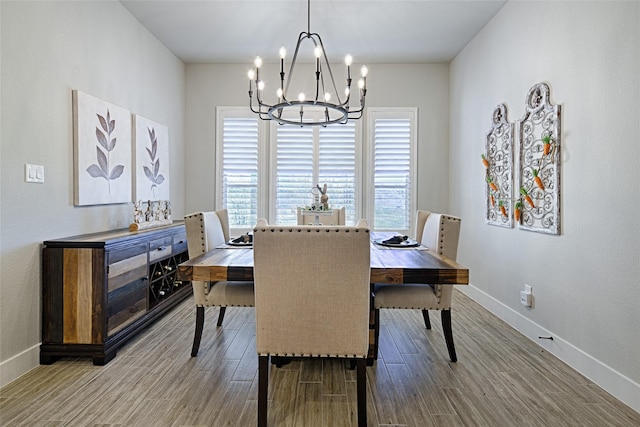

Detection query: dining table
xmin=176 ymin=232 xmax=469 ymax=362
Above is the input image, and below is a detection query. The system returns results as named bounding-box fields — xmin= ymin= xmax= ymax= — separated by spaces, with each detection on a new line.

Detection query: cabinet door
xmin=43 ymin=247 xmax=105 ymax=345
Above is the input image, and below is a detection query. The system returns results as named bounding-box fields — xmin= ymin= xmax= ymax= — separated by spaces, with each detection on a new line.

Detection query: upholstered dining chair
xmin=296 ymin=206 xmax=345 ymax=225
xmin=373 ymin=211 xmax=462 ymax=362
xmin=184 ymin=210 xmax=254 ymax=357
xmin=253 ymin=219 xmax=370 ymax=427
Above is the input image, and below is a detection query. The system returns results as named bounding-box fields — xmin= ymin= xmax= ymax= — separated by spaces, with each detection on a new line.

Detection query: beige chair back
xmin=297 ymin=206 xmax=346 ymax=225
xmin=184 ymin=210 xmax=231 ymax=304
xmin=415 ymin=210 xmax=460 ymax=261
xmin=253 ymin=219 xmax=371 ymax=358
xmin=184 ymin=210 xmax=229 ymax=259
xmin=373 ymin=211 xmax=462 ymax=363
xmin=414 ymin=210 xmax=461 ymax=304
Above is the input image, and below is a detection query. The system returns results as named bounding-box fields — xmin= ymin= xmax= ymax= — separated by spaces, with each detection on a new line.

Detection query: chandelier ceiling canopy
xmin=247 ymin=0 xmax=368 ymax=127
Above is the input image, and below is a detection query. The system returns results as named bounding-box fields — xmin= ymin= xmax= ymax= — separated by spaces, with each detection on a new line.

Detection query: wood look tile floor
xmin=2 ymin=290 xmax=639 ymax=426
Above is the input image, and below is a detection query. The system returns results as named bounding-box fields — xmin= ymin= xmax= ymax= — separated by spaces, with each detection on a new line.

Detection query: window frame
xmin=215 ymin=106 xmax=269 ymax=234
xmin=268 ymin=115 xmax=362 ymax=225
xmin=215 ymin=106 xmax=416 ymax=234
xmin=364 ymin=107 xmax=418 ymax=235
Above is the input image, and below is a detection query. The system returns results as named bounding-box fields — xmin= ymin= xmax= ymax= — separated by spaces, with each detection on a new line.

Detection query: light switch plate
xmin=25 ymin=164 xmax=44 ymax=183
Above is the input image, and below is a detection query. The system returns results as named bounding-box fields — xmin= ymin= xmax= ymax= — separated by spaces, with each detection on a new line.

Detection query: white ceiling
xmin=120 ymin=0 xmax=506 ymax=64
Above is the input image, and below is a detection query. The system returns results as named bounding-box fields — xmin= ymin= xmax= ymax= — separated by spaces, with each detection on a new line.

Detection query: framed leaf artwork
xmin=73 ymin=90 xmax=132 ymax=206
xmin=133 ymin=115 xmax=170 ymax=201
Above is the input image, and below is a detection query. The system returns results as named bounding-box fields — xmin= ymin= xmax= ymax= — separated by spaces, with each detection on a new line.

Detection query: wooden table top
xmin=177 ymin=235 xmax=468 ymax=286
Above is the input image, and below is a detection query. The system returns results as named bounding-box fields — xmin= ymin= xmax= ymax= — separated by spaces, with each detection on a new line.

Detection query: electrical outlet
xmin=520 ymin=291 xmax=532 ymax=307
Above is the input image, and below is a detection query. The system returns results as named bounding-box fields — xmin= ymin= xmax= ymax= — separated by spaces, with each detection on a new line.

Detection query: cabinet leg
xmin=93 ymin=350 xmax=116 ymax=366
xmin=40 ymin=354 xmax=59 ymax=365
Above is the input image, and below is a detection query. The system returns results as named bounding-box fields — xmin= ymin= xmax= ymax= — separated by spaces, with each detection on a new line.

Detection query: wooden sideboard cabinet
xmin=41 ymin=222 xmax=191 ymax=365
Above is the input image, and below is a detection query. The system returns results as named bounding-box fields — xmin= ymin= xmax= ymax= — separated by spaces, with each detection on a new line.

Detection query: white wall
xmin=450 ymin=1 xmax=639 ymax=411
xmin=184 ymin=63 xmax=450 ymax=215
xmin=0 ymin=1 xmax=186 ymax=386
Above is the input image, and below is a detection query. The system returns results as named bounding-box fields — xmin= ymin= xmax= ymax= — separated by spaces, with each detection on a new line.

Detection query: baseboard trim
xmin=0 ymin=344 xmax=40 ymax=388
xmin=459 ymin=285 xmax=640 ymax=414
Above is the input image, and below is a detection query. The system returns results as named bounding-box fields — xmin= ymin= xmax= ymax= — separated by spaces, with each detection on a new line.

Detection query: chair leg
xmin=422 ymin=309 xmax=431 ymax=329
xmin=191 ymin=306 xmax=205 ymax=357
xmin=356 ymin=358 xmax=367 ymax=427
xmin=441 ymin=309 xmax=457 ymax=362
xmin=271 ymin=356 xmax=291 ymax=368
xmin=216 ymin=306 xmax=227 ymax=327
xmin=373 ymin=308 xmax=380 ymax=361
xmin=258 ymin=355 xmax=269 ymax=427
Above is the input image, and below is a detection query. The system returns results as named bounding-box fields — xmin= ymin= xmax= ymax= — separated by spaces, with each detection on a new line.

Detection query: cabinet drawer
xmin=149 ymin=236 xmax=172 ymax=262
xmin=173 ymin=232 xmax=188 ymax=254
xmin=107 ymin=277 xmax=147 ymax=336
xmin=108 ymin=243 xmax=147 ymax=265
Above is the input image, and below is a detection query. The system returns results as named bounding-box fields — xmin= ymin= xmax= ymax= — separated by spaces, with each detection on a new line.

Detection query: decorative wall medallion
xmin=484 ymin=104 xmax=514 ymax=228
xmin=516 ymin=82 xmax=561 ymax=234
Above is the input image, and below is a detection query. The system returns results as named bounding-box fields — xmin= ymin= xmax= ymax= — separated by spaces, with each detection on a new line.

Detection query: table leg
xmin=367 ymin=287 xmax=377 ymax=365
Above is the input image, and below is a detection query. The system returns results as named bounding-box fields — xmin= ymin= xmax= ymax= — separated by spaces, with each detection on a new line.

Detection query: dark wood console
xmin=41 ymin=222 xmax=191 ymax=365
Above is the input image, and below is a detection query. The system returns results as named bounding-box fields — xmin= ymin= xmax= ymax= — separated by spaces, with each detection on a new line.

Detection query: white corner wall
xmin=449 ymin=1 xmax=639 ymax=412
xmin=0 ymin=1 xmax=186 ymax=387
xmin=184 ymin=63 xmax=450 ymax=215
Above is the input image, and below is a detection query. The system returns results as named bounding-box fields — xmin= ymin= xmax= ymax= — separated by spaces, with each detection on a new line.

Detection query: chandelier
xmin=247 ymin=0 xmax=368 ymax=126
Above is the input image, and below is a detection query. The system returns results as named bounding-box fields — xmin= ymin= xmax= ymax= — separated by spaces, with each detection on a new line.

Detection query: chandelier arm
xmin=284 ymin=32 xmax=309 ymax=98
xmin=348 ymin=95 xmax=366 ymax=116
xmin=255 ymin=85 xmax=264 ymax=106
xmin=314 ymin=33 xmax=345 ymax=106
xmin=250 ymin=94 xmax=271 ymax=119
xmin=315 ymin=65 xmax=321 ymax=104
xmin=248 ymin=93 xmax=264 ymax=115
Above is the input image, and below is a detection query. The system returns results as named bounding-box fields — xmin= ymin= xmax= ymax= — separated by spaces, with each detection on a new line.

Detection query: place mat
xmin=215 ymin=242 xmax=253 ymax=249
xmin=227 ymin=234 xmax=253 ymax=247
xmin=228 ymin=240 xmax=253 ymax=247
xmin=373 ymin=238 xmax=424 ymax=249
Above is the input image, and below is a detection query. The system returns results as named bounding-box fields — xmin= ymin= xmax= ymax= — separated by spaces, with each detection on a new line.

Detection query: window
xmin=271 ymin=121 xmax=359 ymax=225
xmin=216 ymin=107 xmax=415 ymax=232
xmin=215 ymin=108 xmax=265 ymax=230
xmin=366 ymin=108 xmax=417 ymax=232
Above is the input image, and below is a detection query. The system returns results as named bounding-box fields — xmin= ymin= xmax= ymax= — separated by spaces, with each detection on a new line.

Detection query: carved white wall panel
xmin=516 ymin=82 xmax=561 ymax=235
xmin=484 ymin=104 xmax=514 ymax=228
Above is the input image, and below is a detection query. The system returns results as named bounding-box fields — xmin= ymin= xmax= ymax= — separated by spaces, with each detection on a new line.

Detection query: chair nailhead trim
xmin=265 ymin=353 xmax=366 ymax=358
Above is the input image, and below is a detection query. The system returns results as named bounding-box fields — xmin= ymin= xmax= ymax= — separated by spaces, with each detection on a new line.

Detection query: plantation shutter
xmin=274 ymin=126 xmax=314 ymax=224
xmin=274 ymin=121 xmax=357 ymax=225
xmin=221 ymin=117 xmax=259 ymax=228
xmin=372 ymin=118 xmax=412 ymax=230
xmin=318 ymin=123 xmax=356 ymax=225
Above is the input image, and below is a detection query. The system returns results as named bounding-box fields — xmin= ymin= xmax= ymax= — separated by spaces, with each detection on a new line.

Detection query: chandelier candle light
xmin=247 ymin=0 xmax=368 ymax=126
